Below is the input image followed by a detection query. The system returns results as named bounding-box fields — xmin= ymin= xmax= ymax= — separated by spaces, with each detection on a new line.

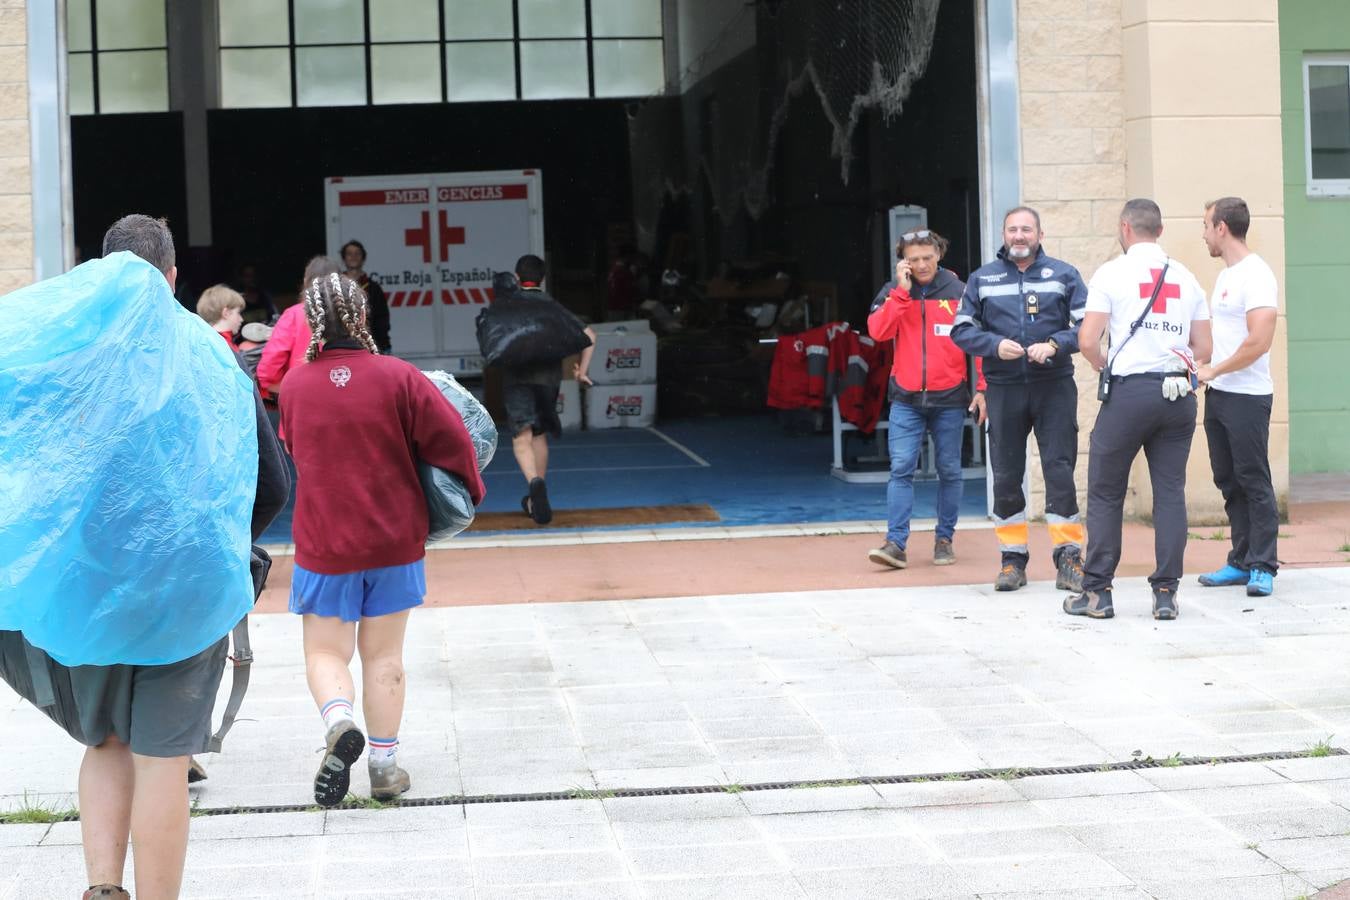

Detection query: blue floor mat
xmin=261 ymin=414 xmax=988 ymax=544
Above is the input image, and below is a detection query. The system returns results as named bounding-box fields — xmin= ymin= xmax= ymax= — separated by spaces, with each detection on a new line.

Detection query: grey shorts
xmin=0 ymin=630 xmax=228 ymax=758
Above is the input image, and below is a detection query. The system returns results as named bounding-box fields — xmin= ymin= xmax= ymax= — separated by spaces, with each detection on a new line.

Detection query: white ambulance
xmin=323 ymin=169 xmax=545 ymax=375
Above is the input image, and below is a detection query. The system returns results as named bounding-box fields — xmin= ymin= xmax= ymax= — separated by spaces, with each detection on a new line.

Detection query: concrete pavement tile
xmin=1172 ymin=783 xmax=1337 ymax=816
xmin=938 ymin=703 xmax=1063 ymax=729
xmin=574 ymin=720 xmax=704 ymax=747
xmin=932 ymin=826 xmax=1094 ymax=862
xmin=1256 ymin=834 xmax=1350 ymax=873
xmin=563 ymin=683 xmax=675 ymax=708
xmin=1265 ymin=756 xmax=1350 ymax=782
xmin=316 ymin=829 xmax=468 ymax=860
xmin=464 ymin=799 xmax=607 ymax=827
xmin=603 ymin=793 xmax=747 ymax=822
xmin=1011 ymin=770 xmax=1157 ymax=800
xmin=477 ymin=884 xmax=639 ymax=900
xmin=694 ymin=716 xmax=822 ymax=742
xmin=324 ymin=805 xmax=465 ymax=835
xmin=790 ymin=862 xmax=970 ymax=899
xmin=583 ymin=742 xmax=719 ymax=770
xmin=785 ymin=690 xmax=915 ymax=714
xmin=0 ymin=824 xmax=49 ymax=848
xmin=681 ymin=697 xmax=802 ymax=720
xmin=315 ymin=858 xmax=474 ymax=893
xmin=718 ymin=759 xmax=862 ymax=785
xmin=950 ymin=854 xmax=1133 ymax=894
xmin=1064 ymin=815 xmax=1242 ymax=852
xmin=460 ymin=770 xmax=596 ymax=796
xmin=1030 ymin=791 xmax=1190 ymax=826
xmin=470 ymin=850 xmax=631 ymax=887
xmin=709 ymin=736 xmax=843 ymax=764
xmin=1139 ymin=873 xmax=1318 ymax=900
xmin=1214 ymin=806 xmax=1350 ymax=842
xmin=1301 ymin=867 xmax=1350 ymax=890
xmin=752 ymin=808 xmax=913 ymax=841
xmin=804 ymin=707 xmax=948 ymax=736
xmin=975 ymin=890 xmax=1153 ymax=899
xmin=457 ymin=745 xmax=590 ymax=775
xmin=635 ymin=873 xmax=806 ymax=900
xmin=624 ymin=842 xmax=784 ymax=878
xmin=738 ymin=785 xmax=886 ymax=816
xmin=773 ymin=834 xmax=937 ymax=870
xmin=611 ymin=816 xmax=761 ymax=848
xmin=590 ymin=765 xmax=729 ymax=789
xmin=904 ymin=801 xmax=1054 ymax=835
xmin=178 ymin=862 xmax=315 ymax=898
xmin=1294 ymin=778 xmax=1350 ymax=809
xmin=567 ymin=701 xmax=692 ymax=726
xmin=183 ymin=835 xmax=323 ymax=867
xmin=874 ymin=779 xmax=1024 ymax=809
xmin=468 ymin=823 xmax=618 ymax=855
xmin=188 ymin=810 xmax=325 ymax=840
xmin=1103 ymin=845 xmax=1286 ymax=881
xmin=1136 ymin=761 xmax=1290 ymax=791
xmin=452 ymin=707 xmax=576 ymax=732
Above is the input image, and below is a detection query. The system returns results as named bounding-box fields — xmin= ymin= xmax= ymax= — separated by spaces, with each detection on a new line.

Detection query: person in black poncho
xmin=493 ymin=255 xmax=595 ymax=525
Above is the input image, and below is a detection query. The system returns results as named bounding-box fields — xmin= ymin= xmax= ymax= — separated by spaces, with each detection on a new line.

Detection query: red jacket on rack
xmin=767 ymin=321 xmax=851 ymax=410
xmin=867 ymin=267 xmax=984 ymax=408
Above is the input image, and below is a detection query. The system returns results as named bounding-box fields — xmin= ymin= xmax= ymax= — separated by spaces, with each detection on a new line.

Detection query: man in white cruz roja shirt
xmin=1195 ymin=197 xmax=1280 ymax=598
xmin=1067 ymin=199 xmax=1213 ymax=621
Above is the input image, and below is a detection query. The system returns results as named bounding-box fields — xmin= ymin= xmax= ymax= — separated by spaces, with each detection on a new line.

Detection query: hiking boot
xmin=369 ymin=764 xmax=411 ymax=801
xmin=1247 ymin=567 xmax=1274 ymax=597
xmin=528 ymin=477 xmax=552 ymax=525
xmin=1055 ymin=549 xmax=1085 ymax=592
xmin=314 ymin=721 xmax=365 ymax=808
xmin=994 ymin=564 xmax=1027 ymax=592
xmin=82 ymin=888 xmax=129 ymax=900
xmin=868 ymin=541 xmax=907 ymax=569
xmin=1198 ymin=564 xmax=1248 ymax=587
xmin=1064 ymin=589 xmax=1114 ymax=619
xmin=933 ymin=538 xmax=956 ymax=566
xmin=187 ymin=756 xmax=208 ymax=783
xmin=1152 ymin=585 xmax=1179 ymax=620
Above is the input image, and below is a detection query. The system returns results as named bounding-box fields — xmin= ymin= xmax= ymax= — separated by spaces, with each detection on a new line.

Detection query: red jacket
xmin=256 ymin=303 xmax=311 ymax=393
xmin=279 ymin=347 xmax=485 ymax=574
xmin=867 ymin=268 xmax=984 ymax=407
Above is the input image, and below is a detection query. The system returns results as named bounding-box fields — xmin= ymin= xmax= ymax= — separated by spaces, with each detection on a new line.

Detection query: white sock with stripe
xmin=321 ymin=698 xmax=355 ymax=731
xmin=368 ymin=736 xmax=398 ymax=769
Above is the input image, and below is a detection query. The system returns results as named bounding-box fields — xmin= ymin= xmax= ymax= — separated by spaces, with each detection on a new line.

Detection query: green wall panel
xmin=1281 ymin=0 xmax=1350 ymax=473
xmin=1285 ymin=266 xmax=1350 ymax=342
xmin=1292 ymin=411 xmax=1350 ymax=473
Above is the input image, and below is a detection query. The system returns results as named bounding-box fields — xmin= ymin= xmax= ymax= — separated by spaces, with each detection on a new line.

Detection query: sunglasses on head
xmin=900 ymin=229 xmax=932 ymax=242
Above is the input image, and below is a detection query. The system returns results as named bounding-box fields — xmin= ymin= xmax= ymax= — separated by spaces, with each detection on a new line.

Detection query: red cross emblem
xmin=1139 ymin=269 xmax=1181 ymax=313
xmin=405 ymin=211 xmax=467 ymax=263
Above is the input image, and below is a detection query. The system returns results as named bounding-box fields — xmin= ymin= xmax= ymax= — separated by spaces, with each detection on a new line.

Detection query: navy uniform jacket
xmin=950 ymin=246 xmax=1087 ymax=385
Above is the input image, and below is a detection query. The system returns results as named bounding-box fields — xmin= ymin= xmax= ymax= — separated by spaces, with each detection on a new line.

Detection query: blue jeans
xmin=886 ymin=401 xmax=966 ymax=549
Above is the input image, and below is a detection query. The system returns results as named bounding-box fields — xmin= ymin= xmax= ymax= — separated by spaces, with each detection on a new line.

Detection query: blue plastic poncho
xmin=0 ymin=252 xmax=258 ymax=666
xmin=419 ymin=371 xmax=496 ymax=542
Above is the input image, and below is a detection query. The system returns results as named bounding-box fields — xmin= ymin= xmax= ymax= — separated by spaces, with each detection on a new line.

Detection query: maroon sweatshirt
xmin=279 ymin=347 xmax=486 ymax=574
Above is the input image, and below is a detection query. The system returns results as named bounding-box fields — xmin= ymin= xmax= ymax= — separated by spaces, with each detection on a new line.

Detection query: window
xmin=1304 ymin=55 xmax=1350 ymax=197
xmin=66 ymin=0 xmax=169 ymax=115
xmin=219 ymin=0 xmax=666 ymax=109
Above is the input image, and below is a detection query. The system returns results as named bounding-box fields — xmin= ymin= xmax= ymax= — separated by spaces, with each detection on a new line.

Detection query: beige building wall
xmin=0 ymin=3 xmax=32 ymax=295
xmin=1016 ymin=0 xmax=1288 ymax=523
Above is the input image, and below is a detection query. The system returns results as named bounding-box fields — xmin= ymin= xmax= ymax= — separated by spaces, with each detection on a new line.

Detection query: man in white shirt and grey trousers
xmin=1068 ymin=199 xmax=1213 ymax=621
xmin=1195 ymin=197 xmax=1281 ymax=599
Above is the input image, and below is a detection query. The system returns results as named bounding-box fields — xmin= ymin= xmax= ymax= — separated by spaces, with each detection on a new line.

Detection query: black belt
xmin=1109 ymin=372 xmax=1170 ymax=384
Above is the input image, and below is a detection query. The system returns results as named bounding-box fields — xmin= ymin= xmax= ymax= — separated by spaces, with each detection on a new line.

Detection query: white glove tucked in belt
xmin=1162 ymin=375 xmax=1192 ymax=402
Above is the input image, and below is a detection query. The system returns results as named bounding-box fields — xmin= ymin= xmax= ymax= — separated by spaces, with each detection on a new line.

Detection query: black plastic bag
xmin=476 ymin=296 xmax=591 ymax=368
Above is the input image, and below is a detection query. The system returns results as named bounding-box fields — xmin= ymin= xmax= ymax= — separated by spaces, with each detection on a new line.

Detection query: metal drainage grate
xmin=3 ymin=747 xmax=1342 ymax=824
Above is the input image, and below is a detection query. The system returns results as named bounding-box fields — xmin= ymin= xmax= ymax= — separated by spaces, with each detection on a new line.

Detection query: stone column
xmin=0 ymin=3 xmax=33 ymax=293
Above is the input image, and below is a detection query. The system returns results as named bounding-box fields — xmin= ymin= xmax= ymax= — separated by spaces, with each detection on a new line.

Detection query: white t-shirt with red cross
xmin=1209 ymin=252 xmax=1278 ymax=395
xmin=1086 ymin=242 xmax=1209 ymax=377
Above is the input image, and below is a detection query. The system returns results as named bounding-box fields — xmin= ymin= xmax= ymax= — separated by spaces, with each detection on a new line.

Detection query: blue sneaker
xmin=1198 ymin=564 xmax=1248 ymax=587
xmin=1247 ymin=568 xmax=1274 ymax=597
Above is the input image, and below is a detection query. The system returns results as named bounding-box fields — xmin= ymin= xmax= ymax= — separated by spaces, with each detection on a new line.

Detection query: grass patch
xmin=1209 ymin=530 xmax=1226 ymax=541
xmin=794 ymin=779 xmax=862 ymax=790
xmin=1306 ymin=736 xmax=1336 ymax=758
xmin=566 ymin=787 xmax=617 ymax=801
xmin=721 ymin=784 xmax=745 ymax=794
xmin=1161 ymin=752 xmax=1184 ymax=768
xmin=344 ymin=794 xmax=399 ymax=810
xmin=1338 ymin=542 xmax=1350 ymax=553
xmin=939 ymin=773 xmax=967 ymax=782
xmin=0 ymin=792 xmax=78 ymax=825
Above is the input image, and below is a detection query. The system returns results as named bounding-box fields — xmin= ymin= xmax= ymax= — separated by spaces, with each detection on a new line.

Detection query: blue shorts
xmin=289 ymin=561 xmax=426 ymax=622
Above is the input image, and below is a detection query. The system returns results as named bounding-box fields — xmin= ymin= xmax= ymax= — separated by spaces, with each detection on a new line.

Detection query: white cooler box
xmin=555 ymin=379 xmax=582 ymax=432
xmin=586 ymin=319 xmax=657 ymax=385
xmin=583 ymin=382 xmax=657 ymax=429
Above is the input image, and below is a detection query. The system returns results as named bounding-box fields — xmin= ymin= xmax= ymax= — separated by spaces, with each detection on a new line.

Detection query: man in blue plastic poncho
xmin=0 ymin=215 xmax=290 ymax=900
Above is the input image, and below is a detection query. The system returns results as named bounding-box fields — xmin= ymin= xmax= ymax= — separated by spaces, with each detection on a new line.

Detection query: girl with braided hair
xmin=278 ymin=273 xmax=485 ymax=807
